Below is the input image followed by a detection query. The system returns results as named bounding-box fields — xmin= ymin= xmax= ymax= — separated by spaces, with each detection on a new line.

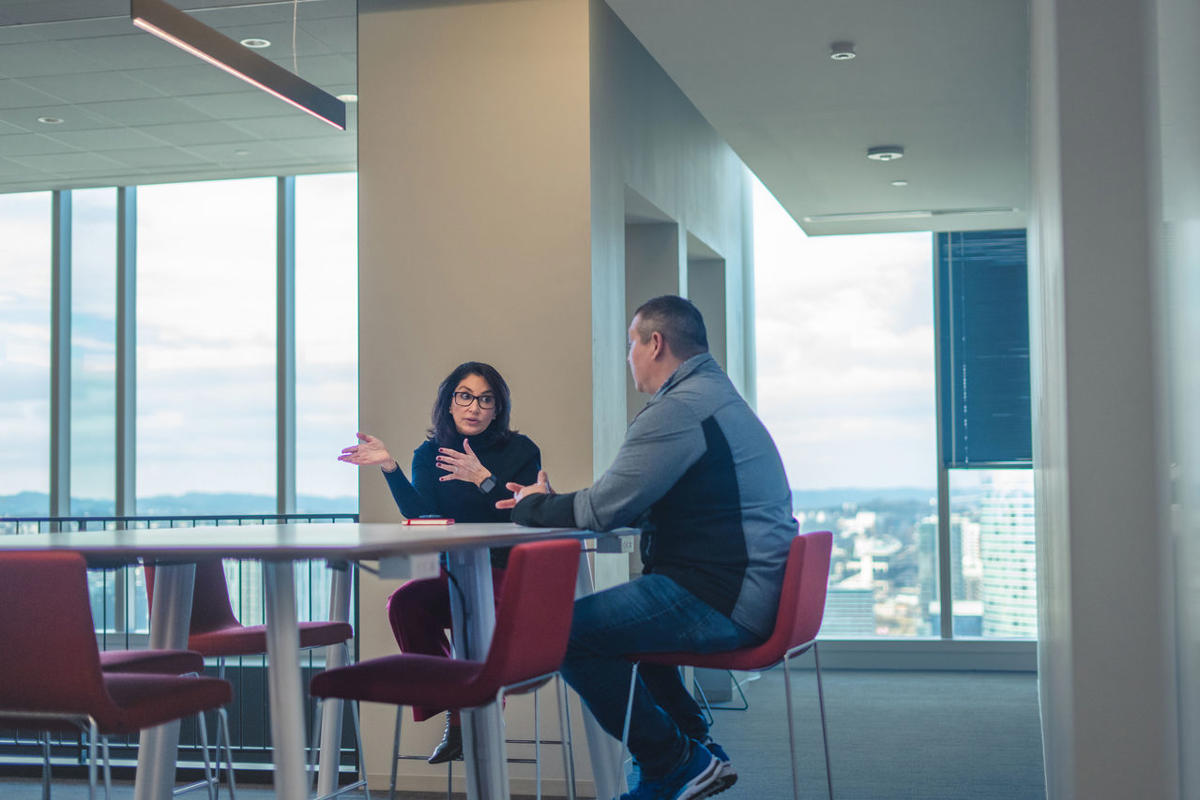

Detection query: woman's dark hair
xmin=428 ymin=361 xmax=514 ymax=446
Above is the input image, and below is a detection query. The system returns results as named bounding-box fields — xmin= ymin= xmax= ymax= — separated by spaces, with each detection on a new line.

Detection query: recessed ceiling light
xmin=37 ymin=116 xmax=64 ymax=125
xmin=240 ymin=37 xmax=271 ymax=49
xmin=829 ymin=41 xmax=856 ymax=61
xmin=891 ymin=179 xmax=909 ymax=187
xmin=867 ymin=145 xmax=904 ymax=162
xmin=336 ymin=93 xmax=358 ymax=103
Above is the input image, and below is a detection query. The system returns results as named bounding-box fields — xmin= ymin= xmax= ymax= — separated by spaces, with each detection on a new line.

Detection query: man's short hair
xmin=633 ymin=295 xmax=708 ymax=359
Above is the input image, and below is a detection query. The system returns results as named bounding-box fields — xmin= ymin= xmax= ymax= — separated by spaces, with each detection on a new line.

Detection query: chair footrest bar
xmin=313 ymin=777 xmax=367 ymax=800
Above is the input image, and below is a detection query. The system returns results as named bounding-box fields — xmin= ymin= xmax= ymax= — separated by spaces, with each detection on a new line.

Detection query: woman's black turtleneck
xmin=381 ymin=424 xmax=540 ymax=567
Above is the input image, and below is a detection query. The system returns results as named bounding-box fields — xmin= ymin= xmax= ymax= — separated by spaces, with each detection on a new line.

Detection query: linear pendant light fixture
xmin=131 ymin=0 xmax=346 ymax=130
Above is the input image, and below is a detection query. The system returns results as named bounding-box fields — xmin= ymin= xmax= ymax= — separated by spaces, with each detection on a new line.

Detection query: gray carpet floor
xmin=0 ymin=669 xmax=1045 ymax=800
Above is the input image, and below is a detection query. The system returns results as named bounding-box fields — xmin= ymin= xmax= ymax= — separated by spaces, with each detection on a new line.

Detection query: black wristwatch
xmin=478 ymin=475 xmax=497 ymax=493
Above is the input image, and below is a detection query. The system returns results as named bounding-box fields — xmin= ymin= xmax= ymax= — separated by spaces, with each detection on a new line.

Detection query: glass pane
xmin=72 ymin=188 xmax=117 ymax=516
xmin=295 ymin=172 xmax=358 ymax=514
xmin=949 ymin=469 xmax=1037 ymax=638
xmin=753 ymin=178 xmax=938 ymax=637
xmin=0 ymin=192 xmax=52 ymax=516
xmin=136 ymin=178 xmax=276 ymax=514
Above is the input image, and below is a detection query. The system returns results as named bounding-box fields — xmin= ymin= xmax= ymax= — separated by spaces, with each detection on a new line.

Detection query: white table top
xmin=0 ymin=521 xmax=606 ymax=562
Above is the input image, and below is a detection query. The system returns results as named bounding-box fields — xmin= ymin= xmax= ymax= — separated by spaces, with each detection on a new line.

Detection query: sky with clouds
xmin=752 ymin=179 xmax=938 ymax=491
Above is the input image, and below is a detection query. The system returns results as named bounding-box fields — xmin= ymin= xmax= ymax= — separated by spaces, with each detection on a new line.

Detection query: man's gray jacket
xmin=512 ymin=353 xmax=797 ymax=638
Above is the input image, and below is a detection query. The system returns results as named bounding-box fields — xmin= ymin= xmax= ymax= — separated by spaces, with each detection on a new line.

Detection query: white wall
xmin=1030 ymin=0 xmax=1178 ymax=796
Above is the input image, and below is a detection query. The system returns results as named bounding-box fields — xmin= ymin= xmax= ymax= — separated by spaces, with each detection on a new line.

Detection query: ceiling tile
xmin=0 ymin=132 xmax=81 ymax=156
xmin=103 ymin=146 xmax=213 ymax=168
xmin=7 ymin=151 xmax=125 ymax=174
xmin=21 ymin=71 xmax=164 ymax=104
xmin=136 ymin=119 xmax=251 ymax=147
xmin=0 ymin=40 xmax=107 ymax=78
xmin=0 ymin=79 xmax=63 ymax=109
xmin=77 ymin=97 xmax=216 ymax=126
xmin=45 ymin=126 xmax=168 ymax=152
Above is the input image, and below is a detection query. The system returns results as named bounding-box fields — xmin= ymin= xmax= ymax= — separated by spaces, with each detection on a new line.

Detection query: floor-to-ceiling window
xmin=296 ymin=172 xmax=358 ymax=515
xmin=71 ymin=188 xmax=117 ymax=516
xmin=0 ymin=191 xmax=52 ymax=517
xmin=753 ymin=177 xmax=1036 ymax=642
xmin=136 ymin=178 xmax=278 ymax=513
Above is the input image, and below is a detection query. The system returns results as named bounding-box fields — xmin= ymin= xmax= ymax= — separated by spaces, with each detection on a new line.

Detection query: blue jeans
xmin=560 ymin=574 xmax=762 ymax=778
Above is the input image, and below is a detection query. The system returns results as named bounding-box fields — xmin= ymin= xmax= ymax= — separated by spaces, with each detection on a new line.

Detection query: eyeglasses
xmin=452 ymin=391 xmax=496 ymax=409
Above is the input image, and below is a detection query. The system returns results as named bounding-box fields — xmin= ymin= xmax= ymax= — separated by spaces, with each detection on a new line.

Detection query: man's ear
xmin=650 ymin=330 xmax=665 ymax=359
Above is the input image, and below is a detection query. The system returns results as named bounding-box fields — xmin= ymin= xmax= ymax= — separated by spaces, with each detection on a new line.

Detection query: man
xmin=498 ymin=295 xmax=797 ymax=800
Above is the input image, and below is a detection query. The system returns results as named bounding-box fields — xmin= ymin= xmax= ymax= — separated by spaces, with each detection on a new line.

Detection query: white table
xmin=0 ymin=522 xmax=632 ymax=800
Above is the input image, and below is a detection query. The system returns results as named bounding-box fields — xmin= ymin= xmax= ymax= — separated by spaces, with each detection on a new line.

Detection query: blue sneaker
xmin=619 ymin=739 xmax=722 ymax=800
xmin=703 ymin=740 xmax=737 ymax=793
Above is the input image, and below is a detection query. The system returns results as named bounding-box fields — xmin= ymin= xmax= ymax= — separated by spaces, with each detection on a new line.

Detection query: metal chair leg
xmin=388 ymin=708 xmax=402 ymax=800
xmin=216 ymin=707 xmax=238 ymax=800
xmin=555 ymin=676 xmax=577 ymax=800
xmin=534 ymin=689 xmax=542 ymax=800
xmin=40 ymin=732 xmax=51 ymax=800
xmin=781 ymin=655 xmax=801 ymax=800
xmin=197 ymin=708 xmax=216 ymax=800
xmin=347 ymin=690 xmax=371 ymax=799
xmin=813 ymin=644 xmax=834 ymax=800
xmin=616 ymin=661 xmax=640 ymax=795
xmin=100 ymin=736 xmax=113 ymax=800
xmin=86 ymin=719 xmax=98 ymax=800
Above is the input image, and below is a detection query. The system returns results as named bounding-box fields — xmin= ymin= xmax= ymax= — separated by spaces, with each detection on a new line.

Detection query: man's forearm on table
xmin=512 ymin=491 xmax=578 ymax=527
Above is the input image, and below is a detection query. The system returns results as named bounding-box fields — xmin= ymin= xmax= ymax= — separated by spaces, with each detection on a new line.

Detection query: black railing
xmin=0 ymin=513 xmax=360 ymax=777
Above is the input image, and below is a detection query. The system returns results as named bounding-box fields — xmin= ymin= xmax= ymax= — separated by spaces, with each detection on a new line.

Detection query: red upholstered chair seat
xmin=187 ymin=620 xmax=354 ymax=657
xmin=99 ymin=649 xmax=205 ymax=675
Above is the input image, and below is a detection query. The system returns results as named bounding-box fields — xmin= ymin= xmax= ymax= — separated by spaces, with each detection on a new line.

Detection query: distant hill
xmin=0 ymin=492 xmax=357 ymax=518
xmin=791 ymin=487 xmax=936 ymax=510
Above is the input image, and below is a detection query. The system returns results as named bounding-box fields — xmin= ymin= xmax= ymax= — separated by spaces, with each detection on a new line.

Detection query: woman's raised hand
xmin=338 ymin=432 xmax=398 ymax=471
xmin=436 ymin=438 xmax=492 ymax=486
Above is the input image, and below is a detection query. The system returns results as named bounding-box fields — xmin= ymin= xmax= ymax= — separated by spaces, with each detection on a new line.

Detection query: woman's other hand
xmin=495 ymin=470 xmax=552 ymax=509
xmin=436 ymin=438 xmax=492 ymax=486
xmin=339 ymin=432 xmax=398 ymax=472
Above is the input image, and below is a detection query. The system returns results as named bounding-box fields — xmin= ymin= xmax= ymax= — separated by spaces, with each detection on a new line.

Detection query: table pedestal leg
xmin=264 ymin=561 xmax=307 ymax=800
xmin=317 ymin=562 xmax=352 ymax=797
xmin=134 ymin=563 xmax=195 ymax=800
xmin=446 ymin=548 xmax=507 ymax=800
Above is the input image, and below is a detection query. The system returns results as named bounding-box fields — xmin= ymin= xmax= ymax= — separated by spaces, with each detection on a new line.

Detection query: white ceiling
xmin=0 ymin=1 xmax=1029 ymax=236
xmin=0 ymin=0 xmax=355 ymax=193
xmin=606 ymin=0 xmax=1030 ymax=235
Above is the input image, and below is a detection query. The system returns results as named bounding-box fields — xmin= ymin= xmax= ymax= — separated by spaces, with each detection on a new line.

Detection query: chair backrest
xmin=475 ymin=539 xmax=581 ymax=689
xmin=0 ymin=551 xmax=108 ymax=716
xmin=145 ymin=558 xmax=241 ymax=635
xmin=757 ymin=530 xmax=833 ymax=658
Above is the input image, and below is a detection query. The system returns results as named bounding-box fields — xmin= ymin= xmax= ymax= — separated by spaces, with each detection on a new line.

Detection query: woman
xmin=338 ymin=361 xmax=540 ymax=763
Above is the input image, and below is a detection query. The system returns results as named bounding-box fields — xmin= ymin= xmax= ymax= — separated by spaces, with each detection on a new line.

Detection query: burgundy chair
xmin=311 ymin=539 xmax=582 ymax=800
xmin=144 ymin=558 xmax=365 ymax=795
xmin=0 ymin=551 xmax=236 ymax=800
xmin=618 ymin=530 xmax=835 ymax=800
